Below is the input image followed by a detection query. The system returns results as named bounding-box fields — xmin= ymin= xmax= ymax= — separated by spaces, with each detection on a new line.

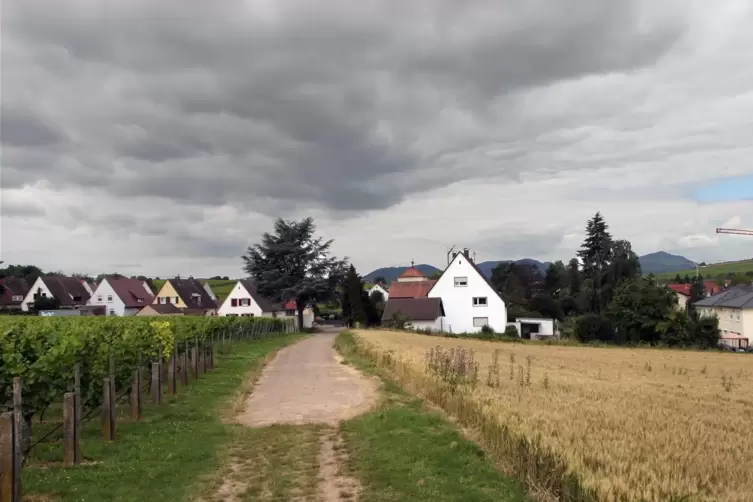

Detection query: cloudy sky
xmin=2 ymin=0 xmax=752 ymax=278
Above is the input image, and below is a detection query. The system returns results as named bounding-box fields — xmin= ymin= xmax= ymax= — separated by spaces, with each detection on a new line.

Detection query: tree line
xmin=490 ymin=212 xmax=721 ymax=348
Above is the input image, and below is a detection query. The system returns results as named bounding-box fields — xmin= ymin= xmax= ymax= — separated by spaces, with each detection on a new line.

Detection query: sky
xmin=1 ymin=0 xmax=752 ymax=278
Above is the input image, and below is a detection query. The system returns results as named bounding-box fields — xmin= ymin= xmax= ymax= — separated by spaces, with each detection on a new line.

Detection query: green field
xmin=654 ymin=259 xmax=753 ymax=281
xmin=151 ymin=279 xmax=237 ymax=301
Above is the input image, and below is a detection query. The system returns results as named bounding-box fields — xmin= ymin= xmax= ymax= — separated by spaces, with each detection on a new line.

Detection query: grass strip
xmin=335 ymin=331 xmax=530 ymax=502
xmin=23 ymin=334 xmax=303 ymax=502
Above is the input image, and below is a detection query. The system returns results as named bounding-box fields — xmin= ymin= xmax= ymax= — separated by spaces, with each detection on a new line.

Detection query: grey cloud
xmin=2 ymin=0 xmax=690 ymax=214
xmin=1 ymin=106 xmax=65 ymax=147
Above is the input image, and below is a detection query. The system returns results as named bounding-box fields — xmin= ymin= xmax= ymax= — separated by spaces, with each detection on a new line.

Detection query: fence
xmin=0 ymin=316 xmax=296 ymax=501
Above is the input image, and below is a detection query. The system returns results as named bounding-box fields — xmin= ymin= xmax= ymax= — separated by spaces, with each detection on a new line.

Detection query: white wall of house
xmin=87 ymin=279 xmax=129 ymax=316
xmin=367 ymin=284 xmax=389 ymax=301
xmin=406 ymin=319 xmax=443 ymax=331
xmin=674 ymin=293 xmax=689 ymax=311
xmin=509 ymin=318 xmax=555 ymax=338
xmin=217 ymin=281 xmax=266 ymax=317
xmin=428 ymin=253 xmax=507 ymax=333
xmin=21 ymin=278 xmax=54 ymax=312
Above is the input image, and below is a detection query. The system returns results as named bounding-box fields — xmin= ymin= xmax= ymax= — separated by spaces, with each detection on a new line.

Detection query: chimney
xmin=463 ymin=248 xmax=471 ymax=260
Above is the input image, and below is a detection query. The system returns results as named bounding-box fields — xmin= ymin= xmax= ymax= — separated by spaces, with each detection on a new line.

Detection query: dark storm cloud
xmin=2 ymin=0 xmax=688 ymax=214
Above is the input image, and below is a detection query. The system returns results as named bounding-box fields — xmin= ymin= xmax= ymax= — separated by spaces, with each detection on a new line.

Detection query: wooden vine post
xmin=151 ymin=362 xmax=162 ymax=405
xmin=1 ymin=410 xmax=22 ymax=501
xmin=181 ymin=342 xmax=189 ymax=387
xmin=63 ymin=392 xmax=80 ymax=466
xmin=167 ymin=347 xmax=177 ymax=395
xmin=101 ymin=378 xmax=115 ymax=441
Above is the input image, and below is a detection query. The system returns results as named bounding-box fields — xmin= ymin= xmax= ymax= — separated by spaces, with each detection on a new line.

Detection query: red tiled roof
xmin=667 ymin=283 xmax=691 ymax=297
xmin=399 ymin=267 xmax=427 ymax=279
xmin=389 ymin=280 xmax=436 ymax=298
xmin=704 ymin=281 xmax=722 ymax=296
xmin=107 ymin=277 xmax=155 ymax=307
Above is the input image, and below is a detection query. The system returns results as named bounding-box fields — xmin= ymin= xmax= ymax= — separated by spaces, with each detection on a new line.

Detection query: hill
xmin=364 ymin=259 xmax=550 ymax=282
xmin=363 ymin=264 xmax=441 ymax=283
xmin=474 ymin=259 xmax=550 ymax=278
xmin=638 ymin=252 xmax=696 ymax=275
xmin=654 ymin=259 xmax=753 ymax=282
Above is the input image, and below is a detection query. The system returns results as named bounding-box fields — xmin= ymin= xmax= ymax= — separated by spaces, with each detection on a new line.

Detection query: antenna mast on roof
xmin=446 ymin=246 xmax=456 ymax=266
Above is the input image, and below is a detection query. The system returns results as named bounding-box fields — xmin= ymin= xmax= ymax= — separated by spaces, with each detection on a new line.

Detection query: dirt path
xmin=237 ymin=331 xmax=378 ymax=427
xmin=210 ymin=331 xmax=377 ymax=501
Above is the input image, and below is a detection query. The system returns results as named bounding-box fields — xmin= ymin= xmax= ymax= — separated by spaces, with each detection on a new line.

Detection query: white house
xmin=218 ymin=280 xmax=315 ymax=327
xmin=366 ymin=283 xmax=389 ymax=301
xmin=21 ymin=276 xmax=91 ymax=312
xmin=427 ymin=249 xmax=507 ymax=333
xmin=87 ymin=277 xmax=155 ymax=316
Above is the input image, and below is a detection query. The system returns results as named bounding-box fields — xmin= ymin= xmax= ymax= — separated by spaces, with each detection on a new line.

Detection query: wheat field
xmin=352 ymin=329 xmax=753 ymax=502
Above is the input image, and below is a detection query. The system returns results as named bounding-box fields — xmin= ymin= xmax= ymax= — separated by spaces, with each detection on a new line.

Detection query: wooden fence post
xmin=63 ymin=392 xmax=79 ymax=466
xmin=1 ymin=411 xmax=21 ymax=501
xmin=102 ymin=378 xmax=115 ymax=441
xmin=192 ymin=345 xmax=199 ymax=379
xmin=12 ymin=378 xmax=24 ymax=470
xmin=167 ymin=352 xmax=177 ymax=395
xmin=181 ymin=345 xmax=189 ymax=386
xmin=151 ymin=363 xmax=162 ymax=405
xmin=74 ymin=363 xmax=82 ymax=456
xmin=130 ymin=369 xmax=142 ymax=420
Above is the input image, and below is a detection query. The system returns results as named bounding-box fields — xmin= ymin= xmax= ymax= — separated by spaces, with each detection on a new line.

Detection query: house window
xmin=241 ymin=298 xmax=251 ymax=307
xmin=231 ymin=299 xmax=238 ymax=307
xmin=175 ymin=296 xmax=179 ymax=304
xmin=473 ymin=317 xmax=489 ymax=328
xmin=108 ymin=309 xmax=115 ymax=316
xmin=12 ymin=295 xmax=23 ymax=302
xmin=97 ymin=296 xmax=103 ymax=302
xmin=454 ymin=277 xmax=468 ymax=287
xmin=107 ymin=295 xmax=113 ymax=303
xmin=227 ymin=313 xmax=238 ymax=317
xmin=473 ymin=297 xmax=487 ymax=306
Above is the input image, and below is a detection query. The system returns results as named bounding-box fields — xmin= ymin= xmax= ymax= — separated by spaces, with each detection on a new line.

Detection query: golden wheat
xmin=353 ymin=329 xmax=753 ymax=502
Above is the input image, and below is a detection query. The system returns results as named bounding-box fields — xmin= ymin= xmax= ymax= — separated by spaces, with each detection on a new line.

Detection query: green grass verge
xmin=23 ymin=334 xmax=303 ymax=502
xmin=335 ymin=331 xmax=530 ymax=502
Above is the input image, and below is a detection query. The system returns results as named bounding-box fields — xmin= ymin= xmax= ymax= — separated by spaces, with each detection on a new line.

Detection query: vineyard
xmin=0 ymin=315 xmax=295 ymax=500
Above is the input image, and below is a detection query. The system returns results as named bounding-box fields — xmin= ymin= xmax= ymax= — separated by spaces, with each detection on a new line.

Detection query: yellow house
xmin=695 ymin=285 xmax=753 ymax=349
xmin=152 ymin=277 xmax=218 ymax=314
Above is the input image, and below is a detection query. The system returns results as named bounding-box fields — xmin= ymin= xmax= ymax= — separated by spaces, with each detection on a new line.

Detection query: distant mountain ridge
xmin=365 ymin=252 xmax=699 ymax=282
xmin=638 ymin=252 xmax=696 ymax=275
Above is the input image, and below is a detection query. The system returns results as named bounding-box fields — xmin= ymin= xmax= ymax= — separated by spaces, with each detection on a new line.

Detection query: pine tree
xmin=568 ymin=258 xmax=581 ymax=294
xmin=342 ymin=265 xmax=367 ymax=327
xmin=577 ymin=212 xmax=613 ymax=274
xmin=577 ymin=212 xmax=614 ymax=314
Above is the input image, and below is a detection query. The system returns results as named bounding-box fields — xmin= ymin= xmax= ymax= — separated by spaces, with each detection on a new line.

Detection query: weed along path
xmin=206 ymin=330 xmax=378 ymax=502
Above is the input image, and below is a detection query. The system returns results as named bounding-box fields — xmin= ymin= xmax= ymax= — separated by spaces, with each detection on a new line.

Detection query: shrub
xmin=574 ymin=313 xmax=614 ymax=343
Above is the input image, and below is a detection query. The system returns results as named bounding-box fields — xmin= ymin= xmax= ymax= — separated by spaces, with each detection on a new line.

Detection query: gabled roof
xmin=40 ymin=276 xmax=91 ymax=306
xmin=426 ymin=251 xmax=505 ymax=304
xmin=389 ymin=280 xmax=436 ymax=298
xmin=694 ymin=285 xmax=753 ymax=309
xmin=667 ymin=283 xmax=691 ymax=297
xmin=238 ymin=280 xmax=283 ymax=312
xmin=0 ymin=277 xmax=30 ymax=304
xmin=107 ymin=277 xmax=155 ymax=307
xmin=167 ymin=277 xmax=216 ymax=309
xmin=382 ymin=297 xmax=445 ymax=321
xmin=144 ymin=303 xmax=183 ymax=315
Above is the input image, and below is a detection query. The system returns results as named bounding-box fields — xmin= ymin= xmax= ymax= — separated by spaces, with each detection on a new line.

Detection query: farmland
xmin=352 ymin=329 xmax=753 ymax=502
xmin=655 ymin=258 xmax=753 ymax=281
